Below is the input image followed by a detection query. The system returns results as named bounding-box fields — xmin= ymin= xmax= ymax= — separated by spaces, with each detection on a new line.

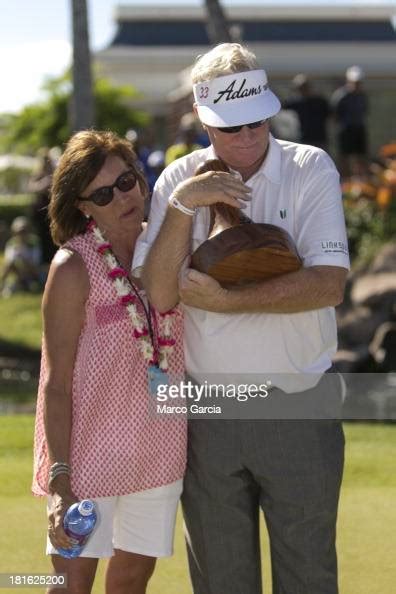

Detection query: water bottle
xmin=57 ymin=499 xmax=97 ymax=559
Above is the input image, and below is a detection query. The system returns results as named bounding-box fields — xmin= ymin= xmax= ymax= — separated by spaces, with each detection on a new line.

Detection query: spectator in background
xmin=125 ymin=128 xmax=154 ymax=181
xmin=283 ymin=73 xmax=330 ymax=150
xmin=28 ymin=147 xmax=57 ymax=265
xmin=165 ymin=113 xmax=205 ymax=166
xmin=331 ymin=65 xmax=369 ymax=177
xmin=146 ymin=150 xmax=165 ymax=194
xmin=1 ymin=216 xmax=42 ymax=297
xmin=270 ymin=108 xmax=300 ymax=143
xmin=145 ymin=150 xmax=166 ymax=219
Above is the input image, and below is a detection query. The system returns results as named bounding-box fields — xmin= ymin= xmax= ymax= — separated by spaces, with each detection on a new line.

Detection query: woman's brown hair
xmin=49 ymin=130 xmax=149 ymax=245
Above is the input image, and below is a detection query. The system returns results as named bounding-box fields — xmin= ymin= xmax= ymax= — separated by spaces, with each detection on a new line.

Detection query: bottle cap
xmin=78 ymin=499 xmax=95 ymax=516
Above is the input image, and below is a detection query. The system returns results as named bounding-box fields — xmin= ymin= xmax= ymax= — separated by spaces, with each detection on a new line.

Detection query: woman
xmin=32 ymin=130 xmax=186 ymax=594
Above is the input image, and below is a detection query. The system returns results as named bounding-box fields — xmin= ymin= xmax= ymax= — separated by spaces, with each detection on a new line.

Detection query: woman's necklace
xmin=87 ymin=219 xmax=176 ymax=378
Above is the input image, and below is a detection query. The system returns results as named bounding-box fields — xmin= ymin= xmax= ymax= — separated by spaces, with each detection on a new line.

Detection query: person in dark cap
xmin=283 ymin=73 xmax=330 ymax=150
xmin=165 ymin=112 xmax=204 ymax=165
xmin=331 ymin=65 xmax=369 ymax=177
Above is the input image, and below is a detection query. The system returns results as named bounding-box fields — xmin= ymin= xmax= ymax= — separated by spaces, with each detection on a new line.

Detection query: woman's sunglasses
xmin=216 ymin=119 xmax=267 ymax=134
xmin=78 ymin=170 xmax=137 ymax=207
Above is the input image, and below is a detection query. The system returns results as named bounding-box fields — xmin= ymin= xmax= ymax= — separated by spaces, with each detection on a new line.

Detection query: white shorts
xmin=47 ymin=479 xmax=183 ymax=558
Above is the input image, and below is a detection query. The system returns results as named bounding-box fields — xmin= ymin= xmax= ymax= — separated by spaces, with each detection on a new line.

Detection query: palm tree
xmin=204 ymin=0 xmax=232 ymax=44
xmin=70 ymin=0 xmax=95 ymax=131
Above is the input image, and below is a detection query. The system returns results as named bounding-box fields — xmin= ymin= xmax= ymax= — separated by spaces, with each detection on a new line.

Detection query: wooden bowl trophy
xmin=190 ymin=159 xmax=302 ymax=287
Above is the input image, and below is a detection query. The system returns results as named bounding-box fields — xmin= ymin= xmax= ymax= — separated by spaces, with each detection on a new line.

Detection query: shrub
xmin=343 ymin=197 xmax=396 ymax=269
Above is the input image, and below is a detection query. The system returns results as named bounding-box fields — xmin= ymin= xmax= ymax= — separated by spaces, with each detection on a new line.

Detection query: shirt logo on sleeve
xmin=321 ymin=240 xmax=349 ymax=255
xmin=279 ymin=209 xmax=287 ymax=219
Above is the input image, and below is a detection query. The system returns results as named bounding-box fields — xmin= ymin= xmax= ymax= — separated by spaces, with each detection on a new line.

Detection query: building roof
xmin=111 ymin=20 xmax=396 ymax=46
xmin=110 ymin=3 xmax=396 ymax=46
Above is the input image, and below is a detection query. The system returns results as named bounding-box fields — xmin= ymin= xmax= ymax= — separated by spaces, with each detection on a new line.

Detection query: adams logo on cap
xmin=213 ymin=78 xmax=268 ymax=104
xmin=193 ymin=69 xmax=281 ymax=128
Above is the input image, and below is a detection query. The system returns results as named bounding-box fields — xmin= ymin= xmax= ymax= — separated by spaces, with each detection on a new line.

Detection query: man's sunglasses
xmin=78 ymin=170 xmax=137 ymax=207
xmin=216 ymin=119 xmax=267 ymax=134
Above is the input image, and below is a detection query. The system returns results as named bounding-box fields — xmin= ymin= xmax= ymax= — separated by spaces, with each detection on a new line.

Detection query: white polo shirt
xmin=133 ymin=136 xmax=350 ymax=392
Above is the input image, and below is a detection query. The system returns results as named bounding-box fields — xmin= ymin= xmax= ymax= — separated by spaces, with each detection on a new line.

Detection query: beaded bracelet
xmin=169 ymin=194 xmax=196 ymax=216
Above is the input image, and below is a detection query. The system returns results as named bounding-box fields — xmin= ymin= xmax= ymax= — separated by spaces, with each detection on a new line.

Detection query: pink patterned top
xmin=32 ymin=232 xmax=186 ymax=498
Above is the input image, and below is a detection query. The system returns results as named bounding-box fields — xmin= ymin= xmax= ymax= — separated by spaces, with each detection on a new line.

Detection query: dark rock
xmin=351 ymin=273 xmax=396 ymax=310
xmin=337 ymin=306 xmax=388 ymax=348
xmin=332 ymin=347 xmax=374 ymax=373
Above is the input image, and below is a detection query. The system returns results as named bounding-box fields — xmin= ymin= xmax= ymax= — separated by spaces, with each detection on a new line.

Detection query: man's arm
xmin=178 ymin=265 xmax=348 ymax=314
xmin=142 ymin=170 xmax=252 ymax=312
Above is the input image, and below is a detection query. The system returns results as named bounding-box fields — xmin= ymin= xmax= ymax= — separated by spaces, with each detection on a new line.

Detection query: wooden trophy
xmin=190 ymin=159 xmax=302 ymax=287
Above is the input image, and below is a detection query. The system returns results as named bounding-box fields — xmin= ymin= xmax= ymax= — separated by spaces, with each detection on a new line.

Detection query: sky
xmin=0 ymin=0 xmax=394 ymax=114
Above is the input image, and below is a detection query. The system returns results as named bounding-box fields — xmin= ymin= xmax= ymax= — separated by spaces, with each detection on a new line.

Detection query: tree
xmin=1 ymin=73 xmax=150 ymax=154
xmin=204 ymin=0 xmax=232 ymax=44
xmin=71 ymin=0 xmax=95 ymax=130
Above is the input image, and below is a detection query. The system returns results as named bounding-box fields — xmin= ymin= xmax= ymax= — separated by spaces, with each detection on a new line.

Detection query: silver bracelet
xmin=49 ymin=461 xmax=70 ymax=472
xmin=48 ymin=462 xmax=71 ymax=488
xmin=169 ymin=194 xmax=196 ymax=216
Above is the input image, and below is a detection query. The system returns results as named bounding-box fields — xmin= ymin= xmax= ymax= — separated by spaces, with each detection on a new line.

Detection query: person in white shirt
xmin=133 ymin=43 xmax=349 ymax=594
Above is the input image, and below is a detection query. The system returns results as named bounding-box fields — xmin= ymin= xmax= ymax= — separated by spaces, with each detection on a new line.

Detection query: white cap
xmin=346 ymin=65 xmax=364 ymax=82
xmin=78 ymin=499 xmax=95 ymax=516
xmin=193 ymin=69 xmax=281 ymax=128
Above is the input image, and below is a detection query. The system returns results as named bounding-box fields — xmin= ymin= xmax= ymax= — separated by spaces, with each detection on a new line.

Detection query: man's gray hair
xmin=191 ymin=43 xmax=259 ymax=84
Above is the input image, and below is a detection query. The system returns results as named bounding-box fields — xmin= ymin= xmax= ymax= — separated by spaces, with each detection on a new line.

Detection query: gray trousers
xmin=181 ymin=414 xmax=344 ymax=593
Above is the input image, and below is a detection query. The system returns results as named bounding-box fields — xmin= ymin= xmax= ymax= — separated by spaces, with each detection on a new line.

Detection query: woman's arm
xmin=42 ymin=248 xmax=89 ymax=549
xmin=142 ymin=170 xmax=251 ymax=312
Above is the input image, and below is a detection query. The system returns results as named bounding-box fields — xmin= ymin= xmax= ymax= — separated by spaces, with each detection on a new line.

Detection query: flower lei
xmin=87 ymin=219 xmax=176 ymax=371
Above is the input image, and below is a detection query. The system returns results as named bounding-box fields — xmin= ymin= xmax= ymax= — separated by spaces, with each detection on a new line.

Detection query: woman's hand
xmin=47 ymin=476 xmax=78 ymax=550
xmin=172 ymin=171 xmax=251 ymax=211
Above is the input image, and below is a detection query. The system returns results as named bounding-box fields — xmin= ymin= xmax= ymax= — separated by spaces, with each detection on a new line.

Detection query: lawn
xmin=0 ymin=293 xmax=42 ymax=351
xmin=0 ymin=417 xmax=395 ymax=593
xmin=0 ymin=292 xmax=42 ymax=409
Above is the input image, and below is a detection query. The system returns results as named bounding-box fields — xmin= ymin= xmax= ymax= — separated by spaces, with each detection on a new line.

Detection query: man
xmin=283 ymin=73 xmax=330 ymax=150
xmin=331 ymin=65 xmax=369 ymax=177
xmin=1 ymin=216 xmax=42 ymax=296
xmin=133 ymin=43 xmax=350 ymax=594
xmin=165 ymin=112 xmax=205 ymax=166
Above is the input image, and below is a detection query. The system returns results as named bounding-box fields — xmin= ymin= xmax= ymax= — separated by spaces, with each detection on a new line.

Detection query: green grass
xmin=0 ymin=293 xmax=42 ymax=351
xmin=0 ymin=292 xmax=41 ymax=409
xmin=0 ymin=419 xmax=395 ymax=593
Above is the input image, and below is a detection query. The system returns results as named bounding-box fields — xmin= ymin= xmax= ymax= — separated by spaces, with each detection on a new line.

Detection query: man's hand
xmin=178 ymin=265 xmax=348 ymax=314
xmin=179 ymin=268 xmax=228 ymax=312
